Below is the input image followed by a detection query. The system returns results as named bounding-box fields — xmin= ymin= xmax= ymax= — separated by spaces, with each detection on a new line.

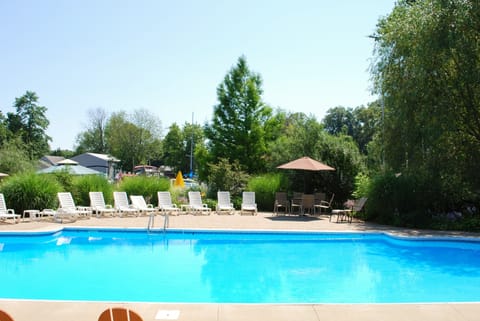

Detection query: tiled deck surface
xmin=1 ymin=212 xmax=479 ymax=321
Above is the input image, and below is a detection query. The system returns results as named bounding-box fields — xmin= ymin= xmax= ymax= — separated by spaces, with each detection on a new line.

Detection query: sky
xmin=0 ymin=1 xmax=396 ymax=151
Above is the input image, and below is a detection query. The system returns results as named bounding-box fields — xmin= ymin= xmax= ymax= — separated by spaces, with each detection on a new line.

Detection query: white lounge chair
xmin=157 ymin=191 xmax=180 ymax=215
xmin=57 ymin=192 xmax=92 ymax=222
xmin=130 ymin=195 xmax=157 ymax=216
xmin=241 ymin=191 xmax=257 ymax=215
xmin=0 ymin=193 xmax=20 ymax=224
xmin=216 ymin=191 xmax=235 ymax=215
xmin=187 ymin=191 xmax=211 ymax=215
xmin=113 ymin=192 xmax=139 ymax=217
xmin=89 ymin=192 xmax=117 ymax=218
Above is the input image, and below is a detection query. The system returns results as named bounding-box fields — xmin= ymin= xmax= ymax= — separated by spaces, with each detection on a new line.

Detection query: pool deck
xmin=1 ymin=212 xmax=479 ymax=321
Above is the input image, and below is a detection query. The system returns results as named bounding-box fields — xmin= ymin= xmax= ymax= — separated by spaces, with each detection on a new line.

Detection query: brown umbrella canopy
xmin=277 ymin=156 xmax=335 ymax=171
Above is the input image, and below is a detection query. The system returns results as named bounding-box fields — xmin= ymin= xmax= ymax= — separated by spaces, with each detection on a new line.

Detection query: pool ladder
xmin=147 ymin=212 xmax=169 ymax=231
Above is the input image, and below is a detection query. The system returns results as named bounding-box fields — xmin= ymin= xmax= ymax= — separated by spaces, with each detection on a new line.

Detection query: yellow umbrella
xmin=174 ymin=171 xmax=185 ymax=188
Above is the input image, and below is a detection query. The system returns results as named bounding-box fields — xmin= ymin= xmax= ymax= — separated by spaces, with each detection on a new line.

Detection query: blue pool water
xmin=0 ymin=228 xmax=479 ymax=303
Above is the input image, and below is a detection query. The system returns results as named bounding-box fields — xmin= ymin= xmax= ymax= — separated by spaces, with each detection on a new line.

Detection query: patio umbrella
xmin=277 ymin=156 xmax=335 ymax=171
xmin=277 ymin=156 xmax=335 ymax=193
xmin=37 ymin=163 xmax=102 ymax=175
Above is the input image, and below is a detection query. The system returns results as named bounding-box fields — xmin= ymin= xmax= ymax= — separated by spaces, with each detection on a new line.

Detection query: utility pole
xmin=190 ymin=112 xmax=194 ymax=177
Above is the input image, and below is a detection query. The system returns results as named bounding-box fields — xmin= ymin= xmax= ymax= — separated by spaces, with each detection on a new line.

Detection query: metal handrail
xmin=147 ymin=212 xmax=155 ymax=231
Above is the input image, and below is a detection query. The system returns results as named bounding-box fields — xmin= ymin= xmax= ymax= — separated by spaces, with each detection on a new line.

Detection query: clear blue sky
xmin=0 ymin=1 xmax=395 ymax=150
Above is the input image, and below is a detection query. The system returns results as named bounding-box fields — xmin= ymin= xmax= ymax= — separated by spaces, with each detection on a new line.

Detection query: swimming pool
xmin=0 ymin=228 xmax=479 ymax=303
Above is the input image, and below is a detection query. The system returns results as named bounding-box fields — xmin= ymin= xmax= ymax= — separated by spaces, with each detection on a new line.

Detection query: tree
xmin=323 ymin=106 xmax=355 ymax=137
xmin=130 ymin=109 xmax=163 ymax=165
xmin=205 ymin=56 xmax=272 ymax=174
xmin=351 ymin=101 xmax=382 ymax=155
xmin=0 ymin=111 xmax=9 ymax=145
xmin=322 ymin=102 xmax=382 ymax=155
xmin=75 ymin=107 xmax=109 ymax=154
xmin=162 ymin=123 xmax=185 ymax=173
xmin=183 ymin=123 xmax=204 ymax=176
xmin=268 ymin=112 xmax=365 ymax=198
xmin=371 ymin=0 xmax=480 ymax=209
xmin=105 ymin=110 xmax=162 ymax=170
xmin=6 ymin=91 xmax=50 ymax=158
xmin=0 ymin=138 xmax=35 ymax=174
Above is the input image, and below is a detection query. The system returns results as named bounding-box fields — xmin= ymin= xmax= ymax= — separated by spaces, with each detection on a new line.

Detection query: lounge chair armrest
xmin=7 ymin=209 xmax=15 ymax=214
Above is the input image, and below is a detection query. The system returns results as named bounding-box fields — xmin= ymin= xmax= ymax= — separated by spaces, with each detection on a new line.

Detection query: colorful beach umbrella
xmin=174 ymin=171 xmax=185 ymax=188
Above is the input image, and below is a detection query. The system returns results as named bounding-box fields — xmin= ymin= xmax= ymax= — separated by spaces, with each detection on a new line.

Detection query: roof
xmin=88 ymin=153 xmax=120 ymax=162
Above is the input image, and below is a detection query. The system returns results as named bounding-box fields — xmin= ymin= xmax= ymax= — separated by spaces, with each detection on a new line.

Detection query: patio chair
xmin=130 ymin=195 xmax=157 ymax=216
xmin=312 ymin=192 xmax=326 ymax=215
xmin=56 ymin=192 xmax=92 ymax=222
xmin=290 ymin=192 xmax=303 ymax=215
xmin=113 ymin=192 xmax=140 ymax=217
xmin=98 ymin=307 xmax=143 ymax=321
xmin=331 ymin=197 xmax=368 ymax=223
xmin=0 ymin=193 xmax=20 ymax=224
xmin=273 ymin=192 xmax=289 ymax=215
xmin=0 ymin=309 xmax=14 ymax=321
xmin=216 ymin=191 xmax=235 ymax=215
xmin=157 ymin=191 xmax=180 ymax=215
xmin=187 ymin=191 xmax=211 ymax=215
xmin=241 ymin=191 xmax=257 ymax=215
xmin=316 ymin=193 xmax=335 ymax=217
xmin=344 ymin=197 xmax=368 ymax=223
xmin=89 ymin=192 xmax=117 ymax=218
xmin=300 ymin=194 xmax=315 ymax=215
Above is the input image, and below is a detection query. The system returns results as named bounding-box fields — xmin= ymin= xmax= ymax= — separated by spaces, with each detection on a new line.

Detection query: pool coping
xmin=2 ymin=225 xmax=480 ymax=242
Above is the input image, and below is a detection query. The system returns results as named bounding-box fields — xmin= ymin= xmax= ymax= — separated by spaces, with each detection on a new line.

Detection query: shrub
xmin=367 ymin=171 xmax=434 ymax=227
xmin=72 ymin=175 xmax=114 ymax=206
xmin=207 ymin=158 xmax=249 ymax=199
xmin=352 ymin=172 xmax=371 ymax=198
xmin=117 ymin=176 xmax=170 ymax=205
xmin=0 ymin=172 xmax=61 ymax=214
xmin=51 ymin=171 xmax=75 ymax=192
xmin=247 ymin=173 xmax=287 ymax=211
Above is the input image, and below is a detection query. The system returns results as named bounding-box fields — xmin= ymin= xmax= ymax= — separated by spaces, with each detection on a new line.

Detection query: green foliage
xmin=247 ymin=173 xmax=287 ymax=211
xmin=105 ymin=110 xmax=163 ymax=171
xmin=0 ymin=172 xmax=61 ymax=214
xmin=267 ymin=112 xmax=365 ymax=200
xmin=116 ymin=176 xmax=170 ymax=205
xmin=162 ymin=123 xmax=185 ymax=173
xmin=6 ymin=91 xmax=51 ymax=159
xmin=71 ymin=175 xmax=114 ymax=206
xmin=372 ymin=0 xmax=480 ymax=213
xmin=75 ymin=107 xmax=109 ymax=154
xmin=352 ymin=173 xmax=371 ymax=198
xmin=0 ymin=138 xmax=35 ymax=174
xmin=366 ymin=172 xmax=435 ymax=228
xmin=323 ymin=106 xmax=355 ymax=136
xmin=205 ymin=56 xmax=272 ymax=174
xmin=207 ymin=158 xmax=249 ymax=198
xmin=323 ymin=102 xmax=382 ymax=155
xmin=50 ymin=171 xmax=75 ymax=192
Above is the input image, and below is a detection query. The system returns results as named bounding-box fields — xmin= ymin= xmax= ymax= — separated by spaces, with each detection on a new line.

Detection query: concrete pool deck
xmin=1 ymin=212 xmax=479 ymax=321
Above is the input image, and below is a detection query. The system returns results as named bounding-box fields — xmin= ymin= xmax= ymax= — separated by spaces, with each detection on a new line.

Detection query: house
xmin=71 ymin=153 xmax=120 ymax=181
xmin=39 ymin=155 xmax=65 ymax=169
